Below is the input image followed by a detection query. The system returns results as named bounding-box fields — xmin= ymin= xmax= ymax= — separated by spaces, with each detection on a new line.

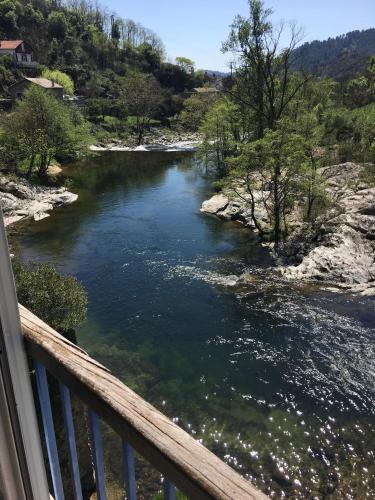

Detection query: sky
xmin=107 ymin=0 xmax=375 ymax=71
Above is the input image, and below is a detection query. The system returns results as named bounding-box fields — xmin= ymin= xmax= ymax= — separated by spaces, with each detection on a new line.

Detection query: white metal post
xmin=0 ymin=209 xmax=50 ymax=500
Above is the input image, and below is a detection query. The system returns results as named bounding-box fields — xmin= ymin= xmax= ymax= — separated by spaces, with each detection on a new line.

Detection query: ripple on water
xmin=143 ymin=257 xmax=375 ymax=496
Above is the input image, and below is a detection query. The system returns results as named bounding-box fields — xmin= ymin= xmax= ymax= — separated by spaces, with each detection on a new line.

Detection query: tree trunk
xmin=137 ymin=127 xmax=144 ymax=146
xmin=27 ymin=154 xmax=35 ymax=179
xmin=248 ymin=187 xmax=264 ymax=236
xmin=38 ymin=154 xmax=48 ymax=178
xmin=273 ymin=164 xmax=281 ymax=252
xmin=255 ymin=59 xmax=264 ymax=139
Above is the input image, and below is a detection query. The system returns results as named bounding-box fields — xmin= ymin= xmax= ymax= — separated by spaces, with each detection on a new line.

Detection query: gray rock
xmin=201 ymin=163 xmax=375 ymax=294
xmin=0 ymin=193 xmax=20 ymax=212
xmin=0 ymin=176 xmax=78 ymax=226
xmin=200 ymin=190 xmax=269 ymax=231
xmin=281 ymin=165 xmax=375 ymax=289
xmin=200 ymin=194 xmax=229 ymax=215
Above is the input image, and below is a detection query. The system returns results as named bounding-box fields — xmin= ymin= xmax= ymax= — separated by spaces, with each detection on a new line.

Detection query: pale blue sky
xmin=107 ymin=0 xmax=375 ymax=71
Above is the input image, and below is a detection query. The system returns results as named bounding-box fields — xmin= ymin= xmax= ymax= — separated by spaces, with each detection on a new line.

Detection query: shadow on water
xmin=16 ymin=152 xmax=375 ymax=499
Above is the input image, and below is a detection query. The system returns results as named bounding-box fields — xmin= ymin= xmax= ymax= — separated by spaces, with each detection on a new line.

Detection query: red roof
xmin=0 ymin=40 xmax=24 ymax=50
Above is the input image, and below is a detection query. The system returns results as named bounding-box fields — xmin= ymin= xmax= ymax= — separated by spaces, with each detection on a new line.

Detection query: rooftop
xmin=0 ymin=40 xmax=24 ymax=50
xmin=25 ymin=78 xmax=63 ymax=89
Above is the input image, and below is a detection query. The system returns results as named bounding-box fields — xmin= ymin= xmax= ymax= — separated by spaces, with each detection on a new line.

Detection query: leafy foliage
xmin=200 ymin=0 xmax=375 ymax=254
xmin=0 ymin=85 xmax=91 ymax=177
xmin=179 ymin=93 xmax=219 ymax=131
xmin=12 ymin=260 xmax=87 ymax=334
xmin=0 ymin=0 xmax=204 ymax=99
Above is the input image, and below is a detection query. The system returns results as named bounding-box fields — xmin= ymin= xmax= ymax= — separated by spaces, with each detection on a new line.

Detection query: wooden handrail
xmin=20 ymin=305 xmax=268 ymax=499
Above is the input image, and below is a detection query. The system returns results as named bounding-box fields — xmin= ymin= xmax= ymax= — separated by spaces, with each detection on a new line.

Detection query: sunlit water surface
xmin=16 ymin=153 xmax=375 ymax=498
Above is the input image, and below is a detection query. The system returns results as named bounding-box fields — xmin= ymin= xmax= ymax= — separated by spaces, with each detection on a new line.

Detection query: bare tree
xmin=223 ymin=0 xmax=307 ymax=139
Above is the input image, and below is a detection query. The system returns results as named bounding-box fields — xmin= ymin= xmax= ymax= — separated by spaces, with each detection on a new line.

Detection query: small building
xmin=0 ymin=40 xmax=37 ymax=68
xmin=8 ymin=78 xmax=64 ymax=100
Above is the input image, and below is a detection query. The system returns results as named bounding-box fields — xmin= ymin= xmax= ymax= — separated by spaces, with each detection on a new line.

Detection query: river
xmin=16 ymin=152 xmax=375 ymax=499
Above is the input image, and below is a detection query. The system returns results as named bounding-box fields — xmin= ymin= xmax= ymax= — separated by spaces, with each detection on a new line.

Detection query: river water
xmin=16 ymin=152 xmax=375 ymax=498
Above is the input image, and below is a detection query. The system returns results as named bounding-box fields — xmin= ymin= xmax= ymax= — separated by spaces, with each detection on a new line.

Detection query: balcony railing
xmin=21 ymin=304 xmax=267 ymax=499
xmin=0 ymin=209 xmax=267 ymax=500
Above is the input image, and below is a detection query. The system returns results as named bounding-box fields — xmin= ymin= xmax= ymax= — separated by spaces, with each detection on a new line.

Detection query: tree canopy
xmin=1 ymin=85 xmax=91 ymax=177
xmin=13 ymin=260 xmax=87 ymax=335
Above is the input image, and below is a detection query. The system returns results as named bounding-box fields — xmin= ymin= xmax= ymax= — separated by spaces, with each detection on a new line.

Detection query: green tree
xmin=345 ymin=76 xmax=373 ymax=108
xmin=1 ymin=86 xmax=90 ymax=178
xmin=179 ymin=93 xmax=218 ymax=131
xmin=0 ymin=0 xmax=21 ymax=36
xmin=42 ymin=69 xmax=75 ymax=95
xmin=48 ymin=11 xmax=68 ymax=40
xmin=111 ymin=18 xmax=121 ymax=45
xmin=200 ymin=98 xmax=242 ymax=178
xmin=12 ymin=261 xmax=87 ymax=337
xmin=229 ymin=125 xmax=308 ymax=249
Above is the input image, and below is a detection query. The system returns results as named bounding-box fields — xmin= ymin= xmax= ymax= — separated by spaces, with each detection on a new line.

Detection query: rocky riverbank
xmin=91 ymin=130 xmax=202 ymax=152
xmin=0 ymin=176 xmax=78 ymax=226
xmin=201 ymin=163 xmax=375 ymax=296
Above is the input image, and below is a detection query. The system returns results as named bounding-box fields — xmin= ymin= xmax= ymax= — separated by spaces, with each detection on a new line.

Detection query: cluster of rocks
xmin=0 ymin=176 xmax=78 ymax=226
xmin=92 ymin=130 xmax=202 ymax=152
xmin=201 ymin=163 xmax=375 ymax=295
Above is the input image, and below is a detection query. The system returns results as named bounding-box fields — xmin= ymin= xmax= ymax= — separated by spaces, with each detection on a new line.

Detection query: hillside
xmin=292 ymin=28 xmax=375 ymax=81
xmin=0 ymin=0 xmax=204 ymax=95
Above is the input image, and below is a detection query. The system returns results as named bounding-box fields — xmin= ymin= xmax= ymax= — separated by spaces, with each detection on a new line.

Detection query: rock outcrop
xmin=0 ymin=176 xmax=78 ymax=226
xmin=200 ymin=163 xmax=375 ymax=295
xmin=281 ymin=163 xmax=375 ymax=295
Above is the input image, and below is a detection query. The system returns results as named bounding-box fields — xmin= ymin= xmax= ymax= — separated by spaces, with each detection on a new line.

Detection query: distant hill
xmin=292 ymin=28 xmax=375 ymax=81
xmin=204 ymin=70 xmax=230 ymax=78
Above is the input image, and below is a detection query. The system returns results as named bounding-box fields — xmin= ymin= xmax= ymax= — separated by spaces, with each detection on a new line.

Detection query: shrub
xmin=12 ymin=260 xmax=87 ymax=337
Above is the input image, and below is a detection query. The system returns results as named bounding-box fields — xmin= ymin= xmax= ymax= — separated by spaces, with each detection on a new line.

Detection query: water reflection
xmin=17 ymin=152 xmax=375 ymax=498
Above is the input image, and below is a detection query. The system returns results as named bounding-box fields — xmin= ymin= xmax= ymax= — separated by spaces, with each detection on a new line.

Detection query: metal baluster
xmin=163 ymin=480 xmax=176 ymax=500
xmin=34 ymin=361 xmax=65 ymax=500
xmin=88 ymin=411 xmax=106 ymax=500
xmin=59 ymin=383 xmax=83 ymax=500
xmin=122 ymin=441 xmax=137 ymax=500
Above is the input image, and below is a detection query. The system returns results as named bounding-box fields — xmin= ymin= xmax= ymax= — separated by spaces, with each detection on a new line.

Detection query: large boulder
xmin=282 ymin=225 xmax=374 ymax=284
xmin=200 ymin=194 xmax=229 ymax=215
xmin=201 ymin=190 xmax=269 ymax=230
xmin=0 ymin=192 xmax=21 ymax=212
